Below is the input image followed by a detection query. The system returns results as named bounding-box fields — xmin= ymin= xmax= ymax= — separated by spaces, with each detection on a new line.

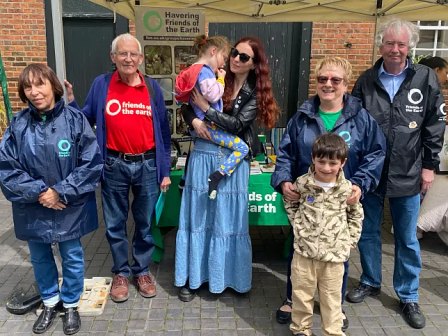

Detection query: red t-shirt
xmin=105 ymin=71 xmax=155 ymax=154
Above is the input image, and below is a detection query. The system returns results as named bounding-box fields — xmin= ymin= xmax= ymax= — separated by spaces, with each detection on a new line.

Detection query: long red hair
xmin=222 ymin=37 xmax=280 ymax=129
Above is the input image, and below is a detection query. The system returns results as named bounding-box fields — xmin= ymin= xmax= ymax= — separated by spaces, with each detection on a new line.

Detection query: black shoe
xmin=400 ymin=302 xmax=425 ymax=329
xmin=342 ymin=309 xmax=349 ymax=332
xmin=346 ymin=283 xmax=380 ymax=303
xmin=32 ymin=301 xmax=62 ymax=334
xmin=276 ymin=299 xmax=292 ymax=324
xmin=178 ymin=178 xmax=185 ymax=194
xmin=178 ymin=287 xmax=196 ymax=302
xmin=208 ymin=171 xmax=224 ymax=200
xmin=62 ymin=307 xmax=81 ymax=335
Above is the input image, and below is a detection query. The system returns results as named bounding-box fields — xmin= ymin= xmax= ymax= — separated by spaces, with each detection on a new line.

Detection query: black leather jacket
xmin=182 ymin=71 xmax=261 ymax=157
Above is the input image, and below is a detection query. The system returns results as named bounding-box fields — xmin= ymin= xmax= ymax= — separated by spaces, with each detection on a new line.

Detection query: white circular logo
xmin=407 ymin=88 xmax=423 ymax=105
xmin=106 ymin=99 xmax=121 ymax=116
xmin=440 ymin=103 xmax=446 ymax=116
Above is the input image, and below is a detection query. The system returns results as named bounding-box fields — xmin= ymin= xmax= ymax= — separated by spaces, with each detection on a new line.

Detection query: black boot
xmin=32 ymin=301 xmax=62 ymax=334
xmin=62 ymin=307 xmax=81 ymax=335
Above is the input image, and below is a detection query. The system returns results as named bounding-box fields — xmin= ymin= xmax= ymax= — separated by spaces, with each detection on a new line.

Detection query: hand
xmin=217 ymin=68 xmax=226 ymax=79
xmin=64 ymin=80 xmax=75 ymax=103
xmin=191 ymin=88 xmax=210 ymax=113
xmin=421 ymin=168 xmax=434 ymax=195
xmin=281 ymin=181 xmax=300 ymax=202
xmin=39 ymin=188 xmax=66 ymax=210
xmin=160 ymin=176 xmax=171 ymax=192
xmin=191 ymin=118 xmax=211 ymax=140
xmin=347 ymin=185 xmax=361 ymax=205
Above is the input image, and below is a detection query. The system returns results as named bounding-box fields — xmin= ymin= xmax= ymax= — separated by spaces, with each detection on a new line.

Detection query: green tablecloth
xmin=151 ymin=169 xmax=289 ymax=262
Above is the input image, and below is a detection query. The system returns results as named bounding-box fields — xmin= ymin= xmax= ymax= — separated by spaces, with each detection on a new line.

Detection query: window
xmin=412 ymin=21 xmax=448 ymax=59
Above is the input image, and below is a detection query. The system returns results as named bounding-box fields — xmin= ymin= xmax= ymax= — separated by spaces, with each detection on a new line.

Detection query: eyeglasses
xmin=230 ymin=47 xmax=253 ymax=63
xmin=115 ymin=51 xmax=141 ymax=60
xmin=316 ymin=76 xmax=344 ymax=85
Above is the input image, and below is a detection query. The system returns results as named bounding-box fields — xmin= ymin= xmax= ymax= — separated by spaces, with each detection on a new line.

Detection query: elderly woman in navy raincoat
xmin=0 ymin=64 xmax=103 ymax=335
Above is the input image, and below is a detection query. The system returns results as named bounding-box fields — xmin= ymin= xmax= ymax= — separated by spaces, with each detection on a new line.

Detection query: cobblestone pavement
xmin=0 ymin=193 xmax=447 ymax=335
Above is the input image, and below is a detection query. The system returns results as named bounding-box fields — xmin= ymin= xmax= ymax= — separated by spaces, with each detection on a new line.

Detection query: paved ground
xmin=0 ymin=192 xmax=447 ymax=335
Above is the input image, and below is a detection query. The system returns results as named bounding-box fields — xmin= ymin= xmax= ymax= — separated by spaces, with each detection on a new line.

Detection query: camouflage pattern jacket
xmin=284 ymin=168 xmax=364 ymax=263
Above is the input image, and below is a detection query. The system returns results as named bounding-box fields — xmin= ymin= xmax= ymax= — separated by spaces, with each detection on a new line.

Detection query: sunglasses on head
xmin=230 ymin=47 xmax=253 ymax=63
xmin=317 ymin=76 xmax=344 ymax=85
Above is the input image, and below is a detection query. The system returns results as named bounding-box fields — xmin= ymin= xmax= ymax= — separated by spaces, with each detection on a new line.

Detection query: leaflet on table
xmin=250 ymin=161 xmax=262 ymax=175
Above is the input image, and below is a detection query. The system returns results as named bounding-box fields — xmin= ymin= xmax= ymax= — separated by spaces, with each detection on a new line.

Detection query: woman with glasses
xmin=271 ymin=56 xmax=386 ymax=334
xmin=175 ymin=36 xmax=280 ymax=302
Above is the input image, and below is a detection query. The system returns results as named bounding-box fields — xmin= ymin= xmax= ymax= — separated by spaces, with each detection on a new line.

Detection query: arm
xmin=198 ymin=75 xmax=225 ymax=104
xmin=152 ymin=79 xmax=172 ymax=182
xmin=420 ymin=71 xmax=445 ymax=193
xmin=0 ymin=124 xmax=47 ymax=203
xmin=51 ymin=113 xmax=103 ymax=203
xmin=349 ymin=109 xmax=387 ymax=197
xmin=283 ymin=180 xmax=302 ymax=224
xmin=270 ymin=116 xmax=299 ymax=192
xmin=347 ymin=202 xmax=364 ymax=248
xmin=205 ymin=90 xmax=257 ymax=135
xmin=65 ymin=77 xmax=103 ymax=126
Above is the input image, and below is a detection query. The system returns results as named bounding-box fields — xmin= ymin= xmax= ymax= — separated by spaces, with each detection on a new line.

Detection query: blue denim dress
xmin=175 ymin=138 xmax=252 ymax=293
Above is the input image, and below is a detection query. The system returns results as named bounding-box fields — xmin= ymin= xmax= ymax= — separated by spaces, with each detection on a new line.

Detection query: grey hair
xmin=110 ymin=33 xmax=142 ymax=54
xmin=375 ymin=17 xmax=420 ymax=48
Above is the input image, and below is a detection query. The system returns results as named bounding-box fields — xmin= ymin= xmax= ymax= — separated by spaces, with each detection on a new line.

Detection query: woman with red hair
xmin=175 ymin=36 xmax=280 ymax=301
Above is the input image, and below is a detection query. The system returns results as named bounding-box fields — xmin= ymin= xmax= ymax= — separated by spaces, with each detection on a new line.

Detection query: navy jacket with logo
xmin=0 ymin=99 xmax=103 ymax=243
xmin=271 ymin=94 xmax=386 ymax=198
xmin=352 ymin=57 xmax=445 ymax=197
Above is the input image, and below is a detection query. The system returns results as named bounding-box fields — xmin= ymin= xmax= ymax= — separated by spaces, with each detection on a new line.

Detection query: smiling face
xmin=312 ymin=156 xmax=346 ymax=183
xmin=316 ymin=64 xmax=348 ymax=107
xmin=229 ymin=42 xmax=255 ymax=75
xmin=23 ymin=73 xmax=55 ymax=112
xmin=110 ymin=38 xmax=143 ymax=77
xmin=379 ymin=28 xmax=410 ymax=72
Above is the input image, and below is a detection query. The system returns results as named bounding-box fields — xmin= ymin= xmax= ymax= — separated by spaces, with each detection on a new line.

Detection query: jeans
xmin=359 ymin=193 xmax=421 ymax=302
xmin=102 ymin=154 xmax=158 ymax=277
xmin=28 ymin=238 xmax=84 ymax=307
xmin=286 ymin=236 xmax=349 ymax=304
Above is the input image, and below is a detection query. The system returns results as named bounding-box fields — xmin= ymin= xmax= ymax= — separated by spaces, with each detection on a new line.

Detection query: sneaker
xmin=400 ymin=302 xmax=426 ymax=329
xmin=110 ymin=274 xmax=129 ymax=303
xmin=134 ymin=274 xmax=157 ymax=298
xmin=346 ymin=283 xmax=380 ymax=303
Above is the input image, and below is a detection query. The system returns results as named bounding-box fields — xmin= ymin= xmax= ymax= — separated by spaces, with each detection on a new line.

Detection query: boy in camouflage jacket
xmin=284 ymin=133 xmax=364 ymax=336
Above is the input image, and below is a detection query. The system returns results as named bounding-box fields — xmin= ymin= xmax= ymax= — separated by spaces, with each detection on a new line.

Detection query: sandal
xmin=276 ymin=299 xmax=292 ymax=324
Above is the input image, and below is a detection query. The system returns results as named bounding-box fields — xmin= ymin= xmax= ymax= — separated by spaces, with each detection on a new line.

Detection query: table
xmin=151 ymin=170 xmax=289 ymax=262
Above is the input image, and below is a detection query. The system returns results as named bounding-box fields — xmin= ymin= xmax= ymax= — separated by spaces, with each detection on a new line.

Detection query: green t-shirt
xmin=318 ymin=108 xmax=342 ymax=131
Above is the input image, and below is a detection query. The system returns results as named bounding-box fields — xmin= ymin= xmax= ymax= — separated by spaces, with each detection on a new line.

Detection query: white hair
xmin=110 ymin=33 xmax=142 ymax=54
xmin=375 ymin=17 xmax=420 ymax=48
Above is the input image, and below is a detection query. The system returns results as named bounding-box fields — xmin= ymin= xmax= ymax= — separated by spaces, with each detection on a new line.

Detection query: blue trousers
xmin=358 ymin=193 xmax=421 ymax=302
xmin=208 ymin=124 xmax=249 ymax=176
xmin=102 ymin=154 xmax=158 ymax=277
xmin=28 ymin=238 xmax=84 ymax=307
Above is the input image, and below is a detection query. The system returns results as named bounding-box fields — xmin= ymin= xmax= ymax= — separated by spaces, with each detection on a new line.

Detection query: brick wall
xmin=0 ymin=0 xmax=48 ymax=112
xmin=309 ymin=22 xmax=376 ymax=96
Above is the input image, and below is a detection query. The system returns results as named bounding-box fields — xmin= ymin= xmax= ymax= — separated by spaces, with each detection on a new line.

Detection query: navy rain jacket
xmin=271 ymin=94 xmax=386 ymax=198
xmin=352 ymin=57 xmax=445 ymax=197
xmin=0 ymin=99 xmax=103 ymax=243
